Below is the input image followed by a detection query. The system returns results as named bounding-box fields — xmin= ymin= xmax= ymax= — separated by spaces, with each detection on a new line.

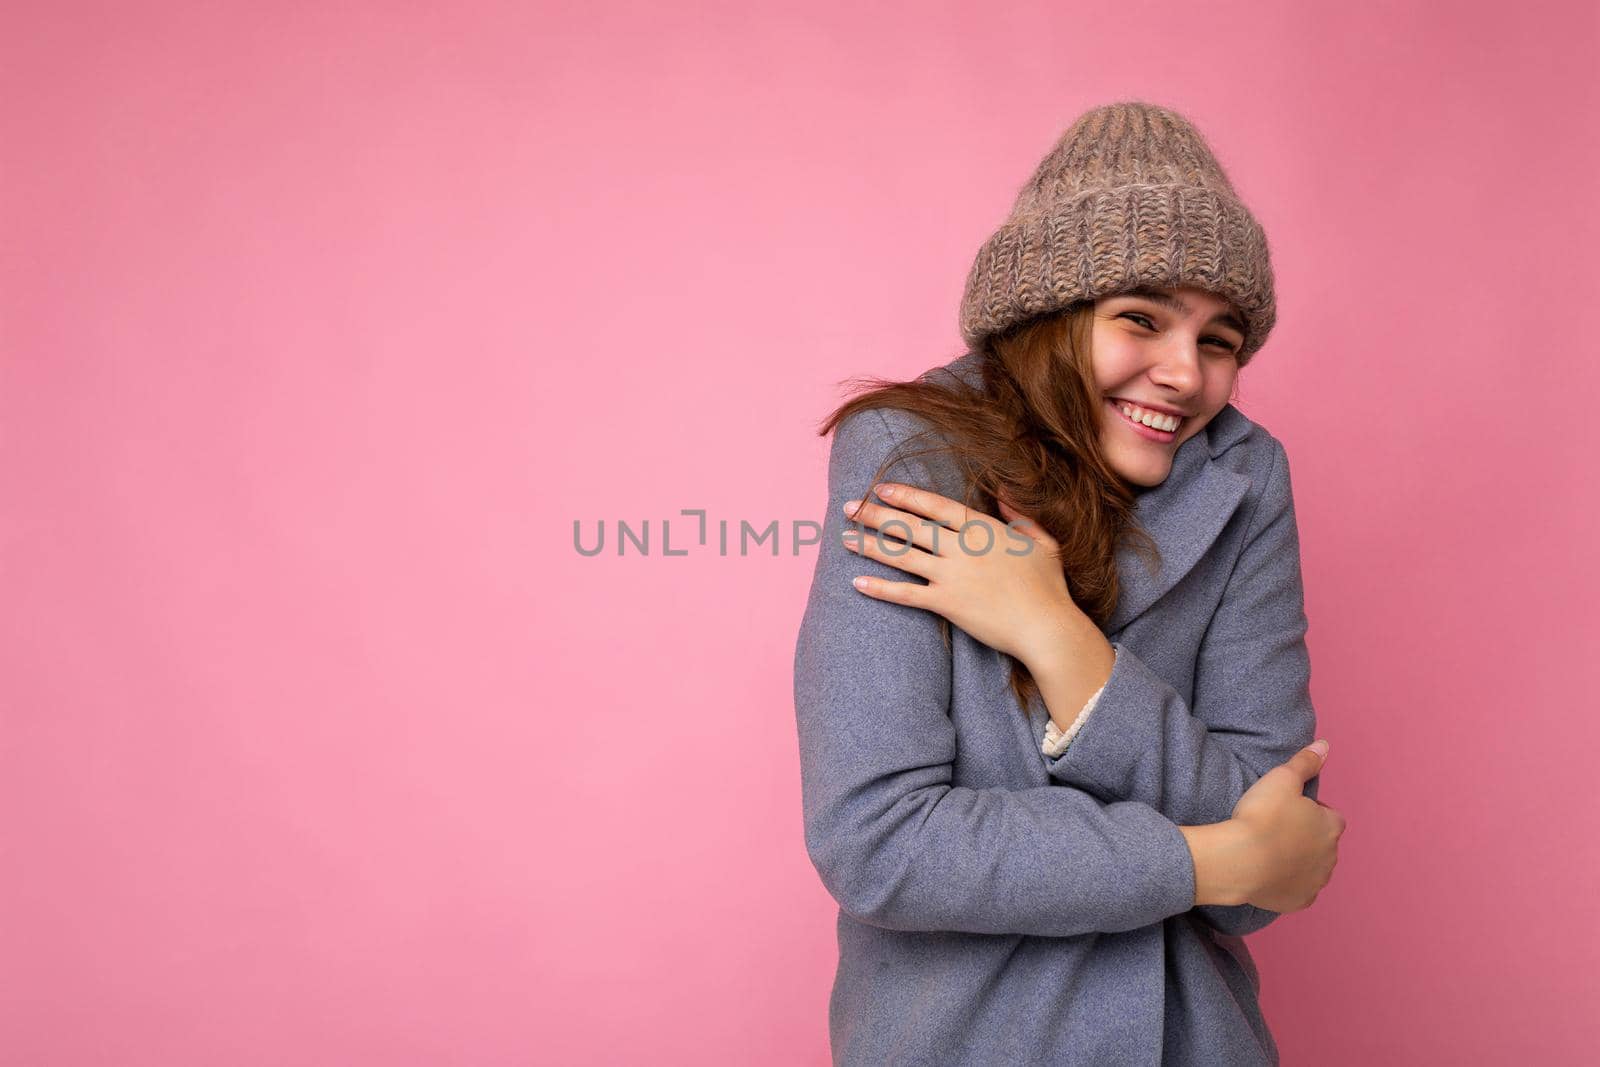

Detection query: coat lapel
xmin=1104 ymin=403 xmax=1253 ymax=634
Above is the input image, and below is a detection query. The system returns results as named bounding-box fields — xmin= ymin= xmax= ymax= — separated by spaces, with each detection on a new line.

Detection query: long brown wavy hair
xmin=816 ymin=301 xmax=1164 ymax=720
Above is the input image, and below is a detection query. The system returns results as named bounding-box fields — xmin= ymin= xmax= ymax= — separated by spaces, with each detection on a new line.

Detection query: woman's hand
xmin=1229 ymin=742 xmax=1346 ymax=912
xmin=840 ymin=482 xmax=1082 ymax=665
xmin=1180 ymin=742 xmax=1345 ymax=910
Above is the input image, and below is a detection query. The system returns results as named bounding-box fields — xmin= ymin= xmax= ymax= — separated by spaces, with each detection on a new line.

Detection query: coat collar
xmin=939 ymin=351 xmax=1255 ymax=633
xmin=1106 ymin=407 xmax=1252 ymax=633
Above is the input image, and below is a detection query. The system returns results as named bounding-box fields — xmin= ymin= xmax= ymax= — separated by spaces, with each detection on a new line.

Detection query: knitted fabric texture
xmin=958 ymin=100 xmax=1277 ymax=364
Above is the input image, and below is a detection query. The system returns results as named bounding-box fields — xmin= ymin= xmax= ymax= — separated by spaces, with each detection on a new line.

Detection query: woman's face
xmin=1089 ymin=285 xmax=1245 ymax=489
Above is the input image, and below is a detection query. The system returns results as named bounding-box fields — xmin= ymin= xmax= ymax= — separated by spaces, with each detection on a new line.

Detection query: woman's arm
xmin=796 ymin=406 xmax=1223 ymax=937
xmin=1029 ymin=438 xmax=1320 ymax=935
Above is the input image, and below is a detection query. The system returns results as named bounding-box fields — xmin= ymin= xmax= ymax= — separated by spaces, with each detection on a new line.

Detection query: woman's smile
xmin=1105 ymin=397 xmax=1181 ymax=444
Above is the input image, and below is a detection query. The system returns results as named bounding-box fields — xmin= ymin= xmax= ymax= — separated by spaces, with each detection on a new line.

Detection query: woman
xmin=792 ymin=101 xmax=1347 ymax=1066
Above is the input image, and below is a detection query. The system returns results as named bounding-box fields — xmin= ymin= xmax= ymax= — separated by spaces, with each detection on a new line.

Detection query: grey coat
xmin=792 ymin=351 xmax=1320 ymax=1066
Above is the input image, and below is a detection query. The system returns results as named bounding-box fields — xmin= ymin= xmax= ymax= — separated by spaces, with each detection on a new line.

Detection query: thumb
xmin=1277 ymin=738 xmax=1330 ymax=785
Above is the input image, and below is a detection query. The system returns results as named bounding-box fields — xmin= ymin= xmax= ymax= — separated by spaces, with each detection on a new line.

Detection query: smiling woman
xmin=793 ymin=100 xmax=1345 ymax=1067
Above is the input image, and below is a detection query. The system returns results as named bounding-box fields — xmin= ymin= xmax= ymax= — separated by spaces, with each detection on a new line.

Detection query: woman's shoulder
xmin=828 ymin=403 xmax=971 ymax=502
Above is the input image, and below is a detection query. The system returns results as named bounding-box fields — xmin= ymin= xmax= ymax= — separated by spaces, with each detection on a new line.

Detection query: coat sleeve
xmin=1040 ymin=437 xmax=1320 ymax=936
xmin=794 ymin=406 xmax=1199 ymax=937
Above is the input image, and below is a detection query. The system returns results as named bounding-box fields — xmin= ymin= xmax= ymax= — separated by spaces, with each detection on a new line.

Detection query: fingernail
xmin=878 ymin=483 xmax=897 ymax=498
xmin=842 ymin=498 xmax=862 ymax=516
xmin=1308 ymin=739 xmax=1329 ymax=758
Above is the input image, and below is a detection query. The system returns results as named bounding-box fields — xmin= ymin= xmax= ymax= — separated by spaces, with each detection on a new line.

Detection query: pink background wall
xmin=4 ymin=2 xmax=1596 ymax=1063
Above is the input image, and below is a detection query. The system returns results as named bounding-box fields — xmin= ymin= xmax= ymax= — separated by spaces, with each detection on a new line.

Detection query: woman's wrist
xmin=1178 ymin=821 xmax=1255 ymax=907
xmin=1019 ymin=598 xmax=1097 ymax=669
xmin=1024 ymin=601 xmax=1116 ymax=732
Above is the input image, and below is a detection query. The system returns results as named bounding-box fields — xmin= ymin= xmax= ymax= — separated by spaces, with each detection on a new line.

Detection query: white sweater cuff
xmin=1040 ymin=651 xmax=1115 ymax=758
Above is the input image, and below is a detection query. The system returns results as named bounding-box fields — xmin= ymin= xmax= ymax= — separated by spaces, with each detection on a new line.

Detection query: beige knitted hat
xmin=958 ymin=100 xmax=1277 ymax=364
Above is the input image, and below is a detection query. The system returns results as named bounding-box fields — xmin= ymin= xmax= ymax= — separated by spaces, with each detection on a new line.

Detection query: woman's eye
xmin=1121 ymin=312 xmax=1239 ymax=354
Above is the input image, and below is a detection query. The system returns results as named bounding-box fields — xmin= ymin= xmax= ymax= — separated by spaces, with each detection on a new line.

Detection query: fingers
xmin=848 ymin=571 xmax=931 ymax=610
xmin=870 ymin=483 xmax=997 ymax=537
xmin=842 ymin=521 xmax=938 ymax=579
xmin=842 ymin=496 xmax=958 ymax=556
xmin=845 ymin=485 xmax=1051 ymax=563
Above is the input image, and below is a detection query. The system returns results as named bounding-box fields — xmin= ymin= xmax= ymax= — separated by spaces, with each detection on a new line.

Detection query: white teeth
xmin=1117 ymin=402 xmax=1180 ymax=433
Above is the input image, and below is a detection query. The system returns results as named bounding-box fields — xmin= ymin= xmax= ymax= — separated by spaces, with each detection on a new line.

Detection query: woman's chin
xmin=1109 ymin=452 xmax=1174 ymax=489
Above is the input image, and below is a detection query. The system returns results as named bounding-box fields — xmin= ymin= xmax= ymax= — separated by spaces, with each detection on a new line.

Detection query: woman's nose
xmin=1148 ymin=342 xmax=1203 ymax=393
